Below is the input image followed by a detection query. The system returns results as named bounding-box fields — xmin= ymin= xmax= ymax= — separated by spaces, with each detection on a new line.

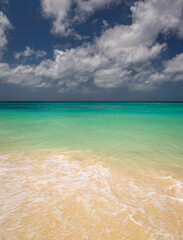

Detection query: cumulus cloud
xmin=164 ymin=53 xmax=183 ymax=74
xmin=14 ymin=46 xmax=47 ymax=60
xmin=41 ymin=0 xmax=72 ymax=36
xmin=34 ymin=46 xmax=108 ymax=89
xmin=94 ymin=67 xmax=131 ymax=88
xmin=1 ymin=0 xmax=183 ymax=92
xmin=41 ymin=0 xmax=118 ymax=36
xmin=163 ymin=53 xmax=183 ymax=82
xmin=0 ymin=46 xmax=105 ymax=89
xmin=0 ymin=62 xmax=50 ymax=87
xmin=94 ymin=0 xmax=183 ymax=89
xmin=0 ymin=11 xmax=12 ymax=57
xmin=97 ymin=0 xmax=183 ymax=64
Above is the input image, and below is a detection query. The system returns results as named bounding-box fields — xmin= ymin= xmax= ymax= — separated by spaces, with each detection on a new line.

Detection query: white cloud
xmin=0 ymin=46 xmax=107 ymax=89
xmin=0 ymin=63 xmax=10 ymax=83
xmin=34 ymin=46 xmax=108 ymax=89
xmin=128 ymin=53 xmax=183 ymax=90
xmin=94 ymin=0 xmax=183 ymax=89
xmin=0 ymin=62 xmax=50 ymax=88
xmin=162 ymin=53 xmax=183 ymax=82
xmin=94 ymin=67 xmax=131 ymax=88
xmin=41 ymin=0 xmax=118 ymax=36
xmin=97 ymin=0 xmax=183 ymax=65
xmin=41 ymin=0 xmax=72 ymax=36
xmin=97 ymin=23 xmax=167 ymax=65
xmin=131 ymin=0 xmax=183 ymax=38
xmin=1 ymin=0 xmax=183 ymax=92
xmin=75 ymin=0 xmax=115 ymax=13
xmin=14 ymin=46 xmax=47 ymax=60
xmin=0 ymin=11 xmax=12 ymax=57
xmin=164 ymin=53 xmax=183 ymax=74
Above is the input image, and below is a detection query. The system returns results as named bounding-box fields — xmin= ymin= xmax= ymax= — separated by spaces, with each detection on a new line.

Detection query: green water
xmin=0 ymin=102 xmax=183 ymax=172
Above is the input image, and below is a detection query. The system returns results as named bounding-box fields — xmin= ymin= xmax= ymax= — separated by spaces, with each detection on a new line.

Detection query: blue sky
xmin=0 ymin=0 xmax=183 ymax=101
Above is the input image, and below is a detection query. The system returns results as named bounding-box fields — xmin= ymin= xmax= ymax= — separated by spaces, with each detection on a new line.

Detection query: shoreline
xmin=1 ymin=149 xmax=183 ymax=239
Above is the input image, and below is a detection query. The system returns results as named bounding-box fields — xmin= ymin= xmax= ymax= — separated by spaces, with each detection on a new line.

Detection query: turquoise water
xmin=1 ymin=102 xmax=183 ymax=239
xmin=0 ymin=102 xmax=183 ymax=172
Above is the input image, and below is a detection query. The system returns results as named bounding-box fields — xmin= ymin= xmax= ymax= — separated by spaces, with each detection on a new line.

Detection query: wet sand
xmin=1 ymin=150 xmax=183 ymax=240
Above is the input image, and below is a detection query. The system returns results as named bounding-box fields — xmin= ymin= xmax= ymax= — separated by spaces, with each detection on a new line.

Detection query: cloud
xmin=97 ymin=0 xmax=183 ymax=65
xmin=164 ymin=53 xmax=183 ymax=74
xmin=75 ymin=0 xmax=116 ymax=13
xmin=0 ymin=0 xmax=9 ymax=11
xmin=94 ymin=0 xmax=183 ymax=89
xmin=34 ymin=46 xmax=108 ymax=89
xmin=0 ymin=45 xmax=107 ymax=90
xmin=14 ymin=46 xmax=47 ymax=60
xmin=97 ymin=24 xmax=167 ymax=65
xmin=41 ymin=0 xmax=118 ymax=36
xmin=0 ymin=62 xmax=50 ymax=87
xmin=0 ymin=46 xmax=104 ymax=88
xmin=41 ymin=0 xmax=72 ymax=36
xmin=163 ymin=53 xmax=183 ymax=82
xmin=0 ymin=11 xmax=12 ymax=57
xmin=1 ymin=0 xmax=9 ymax=5
xmin=102 ymin=20 xmax=109 ymax=29
xmin=1 ymin=0 xmax=183 ymax=92
xmin=94 ymin=67 xmax=131 ymax=88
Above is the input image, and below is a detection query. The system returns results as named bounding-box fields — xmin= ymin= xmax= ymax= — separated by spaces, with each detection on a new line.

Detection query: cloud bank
xmin=1 ymin=0 xmax=183 ymax=92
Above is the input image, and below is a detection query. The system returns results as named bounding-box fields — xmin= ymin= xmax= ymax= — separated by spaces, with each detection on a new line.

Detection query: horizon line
xmin=0 ymin=101 xmax=183 ymax=103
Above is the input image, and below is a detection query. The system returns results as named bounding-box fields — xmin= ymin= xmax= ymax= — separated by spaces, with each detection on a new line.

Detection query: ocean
xmin=0 ymin=102 xmax=183 ymax=239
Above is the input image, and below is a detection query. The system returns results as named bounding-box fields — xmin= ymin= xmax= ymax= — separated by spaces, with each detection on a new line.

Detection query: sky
xmin=0 ymin=0 xmax=183 ymax=101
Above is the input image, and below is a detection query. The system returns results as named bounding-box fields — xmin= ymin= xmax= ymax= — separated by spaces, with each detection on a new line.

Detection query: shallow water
xmin=0 ymin=102 xmax=183 ymax=239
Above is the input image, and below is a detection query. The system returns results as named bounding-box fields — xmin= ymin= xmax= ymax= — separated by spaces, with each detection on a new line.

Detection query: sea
xmin=0 ymin=102 xmax=183 ymax=239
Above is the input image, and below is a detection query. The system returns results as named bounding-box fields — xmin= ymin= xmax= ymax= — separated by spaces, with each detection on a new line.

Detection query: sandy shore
xmin=1 ymin=150 xmax=183 ymax=240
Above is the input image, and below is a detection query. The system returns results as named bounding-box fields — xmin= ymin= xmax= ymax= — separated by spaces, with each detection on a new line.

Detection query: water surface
xmin=0 ymin=102 xmax=183 ymax=239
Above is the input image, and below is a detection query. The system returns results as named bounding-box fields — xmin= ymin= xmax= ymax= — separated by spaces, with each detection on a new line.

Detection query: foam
xmin=1 ymin=151 xmax=183 ymax=239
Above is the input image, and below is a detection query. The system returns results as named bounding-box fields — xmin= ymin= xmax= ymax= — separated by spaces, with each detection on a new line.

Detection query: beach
xmin=0 ymin=102 xmax=183 ymax=239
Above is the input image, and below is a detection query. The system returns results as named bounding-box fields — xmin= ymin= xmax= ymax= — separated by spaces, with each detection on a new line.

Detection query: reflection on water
xmin=1 ymin=150 xmax=183 ymax=240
